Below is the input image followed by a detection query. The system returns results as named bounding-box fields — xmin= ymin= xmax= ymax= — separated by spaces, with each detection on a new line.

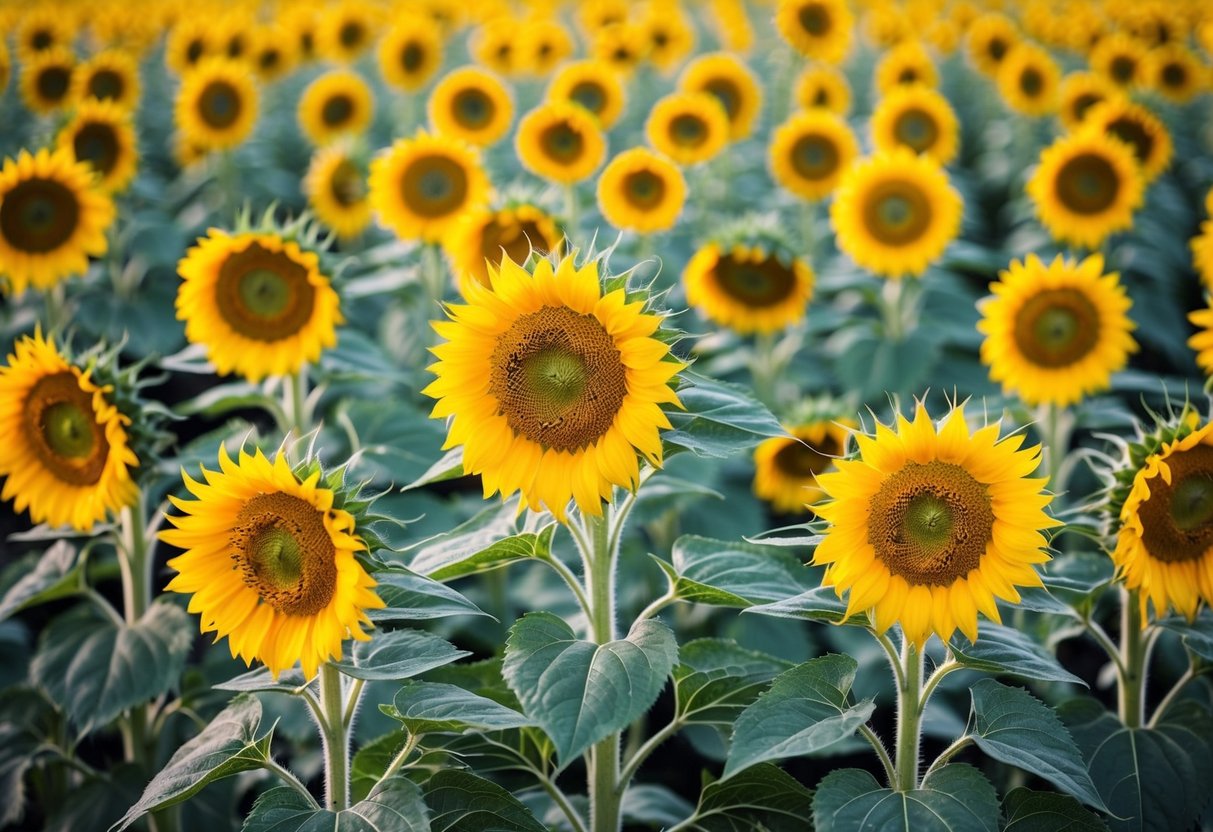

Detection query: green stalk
xmin=564 ymin=185 xmax=580 ymax=238
xmin=584 ymin=510 xmax=621 ymax=832
xmin=117 ymin=495 xmax=152 ymax=766
xmin=893 ymin=638 xmax=924 ymax=792
xmin=319 ymin=663 xmax=350 ymax=809
xmin=1039 ymin=402 xmax=1073 ymax=502
xmin=1118 ymin=590 xmax=1147 ymax=728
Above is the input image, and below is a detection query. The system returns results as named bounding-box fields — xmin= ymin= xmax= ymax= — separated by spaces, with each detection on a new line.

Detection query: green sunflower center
xmin=42 ymin=401 xmax=96 ymax=458
xmin=322 ymin=93 xmax=354 ymax=127
xmin=623 ymin=169 xmax=666 ymax=210
xmin=401 ymin=154 xmax=469 ymax=218
xmin=0 ymin=177 xmax=81 ymax=254
xmin=329 ymin=159 xmax=367 ymax=207
xmin=215 ymin=242 xmax=318 ymax=341
xmin=791 ymin=134 xmax=839 ymax=180
xmin=540 ymin=121 xmax=585 ymax=163
xmin=453 ymin=87 xmax=494 ymax=129
xmin=198 ymin=79 xmax=242 ymax=129
xmin=1054 ymin=152 xmax=1119 ymax=215
xmin=1138 ymin=444 xmax=1213 ymax=564
xmin=1013 ymin=288 xmax=1101 ymax=368
xmin=239 ymin=268 xmax=291 ymax=317
xmin=863 ymin=181 xmax=932 ymax=246
xmin=22 ymin=371 xmax=110 ymax=486
xmin=714 ymin=253 xmax=799 ymax=307
xmin=73 ymin=121 xmax=120 ymax=176
xmin=569 ymin=81 xmax=605 ymax=115
xmin=88 ymin=69 xmax=124 ymax=101
xmin=670 ymin=113 xmax=708 ymax=147
xmin=893 ymin=109 xmax=938 ymax=153
xmin=233 ymin=492 xmax=337 ymax=615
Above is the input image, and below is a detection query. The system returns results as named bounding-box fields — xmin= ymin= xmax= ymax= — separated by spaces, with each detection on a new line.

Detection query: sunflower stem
xmin=584 ymin=509 xmax=622 ymax=832
xmin=44 ymin=283 xmax=68 ymax=337
xmin=117 ymin=493 xmax=154 ymax=770
xmin=1039 ymin=402 xmax=1073 ymax=504
xmin=319 ymin=662 xmax=350 ymax=810
xmin=893 ymin=636 xmax=924 ymax=792
xmin=563 ymin=184 xmax=580 ymax=239
xmin=420 ymin=241 xmax=445 ymax=305
xmin=283 ymin=368 xmax=309 ymax=455
xmin=1118 ymin=589 xmax=1148 ymax=728
xmin=750 ymin=331 xmax=779 ymax=409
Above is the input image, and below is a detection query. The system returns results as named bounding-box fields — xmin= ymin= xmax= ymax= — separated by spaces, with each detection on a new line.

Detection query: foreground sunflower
xmin=684 ymin=242 xmax=814 ymax=334
xmin=547 ymin=60 xmax=626 ymax=129
xmin=978 ymin=254 xmax=1137 ymax=407
xmin=175 ymin=57 xmax=259 ymax=152
xmin=369 ymin=130 xmax=490 ymax=242
xmin=679 ymin=53 xmax=762 ymax=141
xmin=444 ymin=203 xmax=563 ymax=294
xmin=428 ymin=66 xmax=514 ymax=147
xmin=0 ymin=330 xmax=138 ymax=530
xmin=161 ymin=447 xmax=384 ymax=678
xmin=298 ymin=69 xmax=374 ymax=146
xmin=754 ymin=420 xmax=850 ymax=514
xmin=830 ymin=149 xmax=962 ymax=278
xmin=423 ymin=253 xmax=684 ymax=520
xmin=57 ymin=99 xmax=139 ymax=193
xmin=1113 ymin=419 xmax=1213 ymax=620
xmin=775 ymin=0 xmax=853 ymax=64
xmin=597 ymin=148 xmax=687 ymax=234
xmin=177 ymin=229 xmax=342 ymax=381
xmin=0 ymin=148 xmax=115 ymax=295
xmin=870 ymin=85 xmax=959 ymax=165
xmin=516 ymin=101 xmax=606 ymax=185
xmin=303 ymin=144 xmax=371 ymax=240
xmin=646 ymin=92 xmax=729 ymax=167
xmin=813 ymin=403 xmax=1058 ymax=647
xmin=769 ymin=110 xmax=858 ymax=201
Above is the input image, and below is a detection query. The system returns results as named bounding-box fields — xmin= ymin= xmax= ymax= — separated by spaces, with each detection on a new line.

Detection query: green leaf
xmin=969 ymin=679 xmax=1107 ymax=812
xmin=0 ymin=721 xmax=43 ymax=826
xmin=351 ymin=733 xmax=406 ymax=803
xmin=662 ymin=535 xmax=813 ymax=607
xmin=45 ymin=764 xmax=146 ymax=832
xmin=241 ymin=778 xmax=429 ymax=832
xmin=742 ymin=587 xmax=848 ymax=624
xmin=676 ymin=764 xmax=815 ymax=831
xmin=214 ymin=667 xmax=312 ymax=694
xmin=1059 ymin=697 xmax=1213 ymax=832
xmin=950 ymin=624 xmax=1085 ymax=686
xmin=407 ymin=502 xmax=556 ymax=580
xmin=400 ymin=447 xmax=464 ymax=491
xmin=725 ymin=654 xmax=874 ymax=777
xmin=114 ymin=695 xmax=271 ymax=831
xmin=0 ymin=541 xmax=84 ymax=622
xmin=813 ymin=764 xmax=1000 ymax=832
xmin=663 ymin=373 xmax=786 ymax=459
xmin=502 ymin=612 xmax=678 ymax=764
xmin=369 ymin=568 xmax=490 ymax=622
xmin=622 ymin=784 xmax=696 ymax=827
xmin=382 ymin=682 xmax=531 ymax=734
xmin=332 ymin=629 xmax=470 ymax=681
xmin=421 ymin=769 xmax=546 ymax=832
xmin=1001 ymin=788 xmax=1108 ymax=832
xmin=1156 ymin=614 xmax=1213 ymax=662
xmin=32 ymin=601 xmax=193 ymax=734
xmin=673 ymin=639 xmax=793 ymax=725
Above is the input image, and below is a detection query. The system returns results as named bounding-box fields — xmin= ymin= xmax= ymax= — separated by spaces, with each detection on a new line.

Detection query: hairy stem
xmin=1118 ymin=590 xmax=1148 ymax=728
xmin=319 ymin=663 xmax=350 ymax=809
xmin=585 ymin=510 xmax=621 ymax=832
xmin=893 ymin=637 xmax=924 ymax=792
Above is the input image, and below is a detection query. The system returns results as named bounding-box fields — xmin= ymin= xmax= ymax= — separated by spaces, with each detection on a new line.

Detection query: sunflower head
xmin=319 ymin=0 xmax=379 ymax=63
xmin=473 ymin=16 xmax=525 ymax=76
xmin=966 ymin=13 xmax=1017 ymax=76
xmin=870 ymin=85 xmax=960 ymax=165
xmin=378 ymin=17 xmax=443 ymax=91
xmin=428 ymin=66 xmax=514 ymax=147
xmin=1091 ymin=32 xmax=1147 ymax=89
xmin=793 ymin=63 xmax=852 ymax=115
xmin=775 ymin=0 xmax=854 ymax=63
xmin=640 ymin=6 xmax=695 ymax=72
xmin=679 ymin=53 xmax=762 ymax=141
xmin=444 ymin=199 xmax=564 ymax=294
xmin=646 ymin=91 xmax=730 ymax=167
xmin=813 ymin=402 xmax=1059 ymax=647
xmin=1083 ymin=99 xmax=1173 ymax=184
xmin=250 ymin=25 xmax=299 ymax=82
xmin=516 ymin=101 xmax=607 ymax=185
xmin=755 ymin=412 xmax=854 ymax=515
xmin=1057 ymin=71 xmax=1117 ymax=131
xmin=175 ymin=57 xmax=260 ymax=152
xmin=591 ymin=23 xmax=650 ymax=76
xmin=57 ymin=98 xmax=140 ymax=194
xmin=874 ymin=40 xmax=939 ymax=95
xmin=20 ymin=45 xmax=76 ymax=115
xmin=423 ymin=251 xmax=685 ymax=521
xmin=71 ymin=48 xmax=141 ymax=111
xmin=997 ymin=42 xmax=1060 ymax=116
xmin=547 ymin=59 xmax=627 ymax=129
xmin=1147 ymin=45 xmax=1204 ymax=103
xmin=770 ymin=110 xmax=859 ymax=202
xmin=298 ymin=69 xmax=374 ymax=147
xmin=597 ymin=148 xmax=687 ymax=235
xmin=522 ymin=17 xmax=575 ymax=76
xmin=304 ymin=143 xmax=372 ymax=241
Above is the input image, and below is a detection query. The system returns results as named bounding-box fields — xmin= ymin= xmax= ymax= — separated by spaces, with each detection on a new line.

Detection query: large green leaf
xmin=0 ymin=541 xmax=84 ymax=622
xmin=968 ymin=680 xmax=1107 ymax=811
xmin=381 ymin=682 xmax=531 ymax=734
xmin=673 ymin=639 xmax=793 ymax=725
xmin=1156 ymin=614 xmax=1213 ymax=662
xmin=421 ymin=770 xmax=546 ymax=832
xmin=742 ymin=587 xmax=848 ymax=624
xmin=1059 ymin=697 xmax=1213 ymax=832
xmin=725 ymin=654 xmax=874 ymax=777
xmin=332 ymin=629 xmax=469 ymax=681
xmin=351 ymin=733 xmax=407 ymax=803
xmin=1001 ymin=788 xmax=1108 ymax=832
xmin=813 ymin=764 xmax=1000 ymax=832
xmin=241 ymin=779 xmax=429 ymax=832
xmin=399 ymin=447 xmax=464 ymax=492
xmin=663 ymin=373 xmax=786 ymax=459
xmin=672 ymin=764 xmax=814 ymax=831
xmin=502 ymin=612 xmax=678 ymax=764
xmin=622 ymin=784 xmax=696 ymax=827
xmin=950 ymin=624 xmax=1085 ymax=686
xmin=405 ymin=502 xmax=555 ymax=580
xmin=369 ymin=568 xmax=489 ymax=622
xmin=32 ymin=601 xmax=193 ymax=734
xmin=45 ymin=764 xmax=146 ymax=832
xmin=661 ymin=535 xmax=813 ymax=607
xmin=114 ymin=695 xmax=272 ymax=831
xmin=214 ymin=668 xmax=312 ymax=694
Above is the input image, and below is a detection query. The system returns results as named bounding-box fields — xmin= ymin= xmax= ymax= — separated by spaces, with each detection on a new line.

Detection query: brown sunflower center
xmin=862 ymin=180 xmax=932 ymax=246
xmin=1012 ymin=288 xmax=1100 ymax=368
xmin=791 ymin=134 xmax=839 ymax=180
xmin=215 ymin=243 xmax=317 ymax=341
xmin=1071 ymin=92 xmax=1103 ymax=122
xmin=715 ymin=253 xmax=799 ymax=307
xmin=869 ymin=460 xmax=994 ymax=586
xmin=798 ymin=3 xmax=831 ymax=35
xmin=1019 ymin=67 xmax=1043 ymax=96
xmin=1106 ymin=117 xmax=1153 ymax=165
xmin=321 ymin=93 xmax=354 ymax=127
xmin=226 ymin=34 xmax=246 ymax=59
xmin=329 ymin=159 xmax=366 ymax=206
xmin=0 ymin=177 xmax=81 ymax=253
xmin=988 ymin=37 xmax=1007 ymax=62
xmin=232 ymin=492 xmax=337 ymax=615
xmin=73 ymin=122 xmax=120 ymax=176
xmin=1054 ymin=152 xmax=1119 ymax=215
xmin=186 ymin=39 xmax=206 ymax=65
xmin=480 ymin=216 xmax=549 ymax=274
xmin=401 ymin=154 xmax=469 ymax=218
xmin=22 ymin=371 xmax=109 ymax=486
xmin=774 ymin=433 xmax=841 ymax=478
xmin=812 ymin=88 xmax=830 ymax=107
xmin=339 ymin=21 xmax=365 ymax=49
xmin=898 ymin=68 xmax=919 ymax=85
xmin=1138 ymin=445 xmax=1213 ymax=564
xmin=893 ymin=108 xmax=939 ymax=153
xmin=1161 ymin=62 xmax=1186 ymax=89
xmin=569 ymin=80 xmax=606 ymax=115
xmin=32 ymin=30 xmax=53 ymax=51
xmin=452 ymin=87 xmax=495 ymax=129
xmin=259 ymin=47 xmax=281 ymax=71
xmin=197 ymin=79 xmax=242 ymax=129
xmin=622 ymin=169 xmax=666 ymax=210
xmin=540 ymin=120 xmax=585 ymax=163
xmin=488 ymin=305 xmax=627 ymax=452
xmin=37 ymin=65 xmax=71 ymax=102
xmin=300 ymin=31 xmax=315 ymax=57
xmin=669 ymin=113 xmax=708 ymax=147
xmin=704 ymin=78 xmax=740 ymax=119
xmin=88 ymin=69 xmax=124 ymax=101
xmin=401 ymin=41 xmax=424 ymax=72
xmin=1110 ymin=55 xmax=1136 ymax=83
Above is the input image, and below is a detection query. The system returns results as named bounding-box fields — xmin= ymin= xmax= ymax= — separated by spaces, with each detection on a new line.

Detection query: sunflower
xmin=20 ymin=46 xmax=76 ymax=115
xmin=754 ymin=420 xmax=850 ymax=514
xmin=378 ymin=17 xmax=443 ymax=92
xmin=775 ymin=0 xmax=853 ymax=64
xmin=793 ymin=63 xmax=852 ymax=115
xmin=0 ymin=148 xmax=114 ymax=295
xmin=1083 ymin=99 xmax=1172 ymax=184
xmin=577 ymin=0 xmax=628 ymax=34
xmin=161 ymin=447 xmax=384 ymax=678
xmin=646 ymin=92 xmax=729 ymax=167
xmin=176 ymin=230 xmax=343 ymax=381
xmin=1044 ymin=127 xmax=1147 ymax=244
xmin=15 ymin=8 xmax=72 ymax=61
xmin=250 ymin=25 xmax=298 ymax=83
xmin=812 ymin=402 xmax=1058 ymax=647
xmin=166 ymin=17 xmax=215 ymax=75
xmin=547 ymin=60 xmax=626 ymax=129
xmin=303 ymin=144 xmax=372 ymax=241
xmin=966 ymin=13 xmax=1017 ymax=77
xmin=444 ymin=203 xmax=563 ymax=294
xmin=516 ymin=101 xmax=607 ymax=185
xmin=1147 ymin=45 xmax=1205 ymax=103
xmin=710 ymin=0 xmax=754 ymax=52
xmin=997 ymin=43 xmax=1060 ymax=116
xmin=679 ymin=53 xmax=762 ymax=141
xmin=369 ymin=130 xmax=491 ymax=243
xmin=1057 ymin=71 xmax=1118 ymax=131
xmin=769 ymin=110 xmax=859 ymax=201
xmin=862 ymin=4 xmax=911 ymax=47
xmin=298 ymin=70 xmax=374 ymax=147
xmin=522 ymin=17 xmax=575 ymax=76
xmin=684 ymin=243 xmax=814 ymax=334
xmin=1193 ymin=199 xmax=1213 ymax=293
xmin=175 ymin=58 xmax=259 ymax=152
xmin=1090 ymin=32 xmax=1148 ymax=89
xmin=428 ymin=66 xmax=514 ymax=147
xmin=640 ymin=6 xmax=695 ymax=72
xmin=597 ymin=148 xmax=686 ymax=235
xmin=870 ymin=86 xmax=959 ymax=165
xmin=0 ymin=40 xmax=9 ymax=95
xmin=319 ymin=0 xmax=378 ymax=64
xmin=70 ymin=48 xmax=141 ymax=112
xmin=281 ymin=5 xmax=322 ymax=65
xmin=977 ymin=253 xmax=1137 ymax=408
xmin=56 ymin=99 xmax=139 ymax=194
xmin=874 ymin=41 xmax=939 ymax=95
xmin=591 ymin=23 xmax=649 ymax=76
xmin=215 ymin=11 xmax=256 ymax=63
xmin=423 ymin=252 xmax=684 ymax=520
xmin=1113 ymin=421 xmax=1213 ymax=621
xmin=473 ymin=17 xmax=523 ymax=76
xmin=830 ymin=149 xmax=963 ymax=278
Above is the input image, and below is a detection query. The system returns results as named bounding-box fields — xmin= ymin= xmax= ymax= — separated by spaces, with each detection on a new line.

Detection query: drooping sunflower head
xmin=997 ymin=42 xmax=1061 ymax=116
xmin=423 ymin=252 xmax=685 ymax=521
xmin=597 ymin=148 xmax=687 ymax=235
xmin=298 ymin=69 xmax=374 ymax=147
xmin=516 ymin=101 xmax=607 ymax=185
xmin=775 ymin=0 xmax=854 ymax=64
xmin=428 ymin=66 xmax=514 ymax=147
xmin=683 ymin=238 xmax=815 ymax=335
xmin=1026 ymin=129 xmax=1144 ymax=249
xmin=679 ymin=53 xmax=763 ymax=141
xmin=1057 ymin=71 xmax=1118 ymax=131
xmin=770 ymin=110 xmax=858 ymax=202
xmin=1146 ymin=44 xmax=1204 ymax=103
xmin=813 ymin=402 xmax=1059 ymax=647
xmin=378 ymin=16 xmax=443 ymax=91
xmin=304 ymin=143 xmax=372 ymax=241
xmin=829 ymin=148 xmax=963 ymax=279
xmin=1090 ymin=32 xmax=1148 ymax=89
xmin=175 ymin=57 xmax=260 ymax=152
xmin=1083 ymin=99 xmax=1173 ymax=184
xmin=522 ymin=17 xmax=575 ymax=76
xmin=319 ymin=0 xmax=379 ymax=64
xmin=874 ymin=40 xmax=939 ymax=95
xmin=640 ymin=5 xmax=695 ymax=72
xmin=645 ymin=91 xmax=729 ymax=167
xmin=56 ymin=99 xmax=139 ymax=194
xmin=870 ymin=85 xmax=959 ymax=165
xmin=977 ymin=253 xmax=1137 ymax=408
xmin=70 ymin=48 xmax=141 ymax=111
xmin=176 ymin=227 xmax=343 ymax=381
xmin=444 ymin=201 xmax=564 ymax=294
xmin=368 ymin=130 xmax=491 ymax=243
xmin=966 ymin=13 xmax=1018 ymax=77
xmin=547 ymin=60 xmax=627 ymax=129
xmin=20 ymin=46 xmax=76 ymax=115
xmin=161 ymin=447 xmax=386 ymax=678
xmin=0 ymin=329 xmax=139 ymax=531
xmin=794 ymin=63 xmax=852 ymax=115
xmin=754 ymin=418 xmax=853 ymax=515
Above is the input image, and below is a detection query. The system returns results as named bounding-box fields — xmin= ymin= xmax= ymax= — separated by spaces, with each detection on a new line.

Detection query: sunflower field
xmin=3 ymin=0 xmax=1213 ymax=830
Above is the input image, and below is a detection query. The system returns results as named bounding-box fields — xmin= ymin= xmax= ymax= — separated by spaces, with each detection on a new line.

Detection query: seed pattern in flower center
xmin=862 ymin=181 xmax=932 ymax=246
xmin=22 ymin=371 xmax=109 ymax=486
xmin=714 ymin=253 xmax=799 ymax=307
xmin=215 ymin=243 xmax=317 ymax=340
xmin=1012 ymin=288 xmax=1101 ymax=368
xmin=0 ymin=177 xmax=80 ymax=253
xmin=232 ymin=492 xmax=337 ymax=615
xmin=1138 ymin=444 xmax=1213 ymax=564
xmin=1054 ymin=152 xmax=1118 ymax=214
xmin=400 ymin=154 xmax=469 ymax=217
